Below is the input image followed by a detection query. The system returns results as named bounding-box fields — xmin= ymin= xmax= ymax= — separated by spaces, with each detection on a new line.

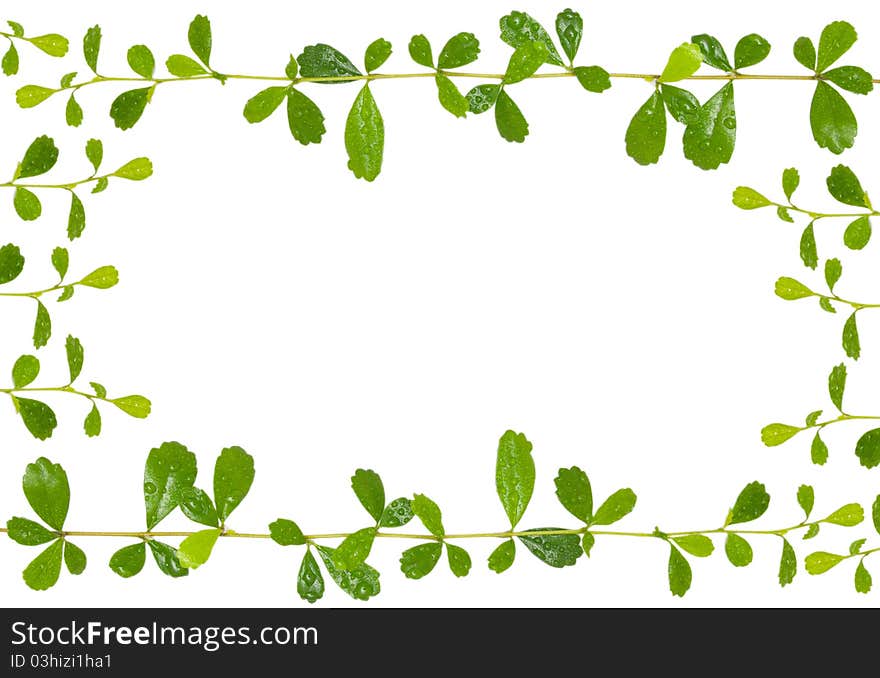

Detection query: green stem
xmin=807 ymin=413 xmax=880 ymax=432
xmin=1 ymin=385 xmax=108 ymax=404
xmin=0 ymin=283 xmax=65 ymax=299
xmin=0 ymin=172 xmax=111 ymax=191
xmin=782 ymin=201 xmax=880 ymax=221
xmin=816 ymin=293 xmax=880 ymax=311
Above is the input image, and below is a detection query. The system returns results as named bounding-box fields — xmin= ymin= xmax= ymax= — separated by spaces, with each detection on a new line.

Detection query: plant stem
xmin=0 ymin=173 xmax=110 ymax=191
xmin=0 ymin=385 xmax=108 ymax=404
xmin=816 ymin=293 xmax=880 ymax=312
xmin=781 ymin=201 xmax=880 ymax=221
xmin=0 ymin=283 xmax=66 ymax=299
xmin=809 ymin=413 xmax=880 ymax=431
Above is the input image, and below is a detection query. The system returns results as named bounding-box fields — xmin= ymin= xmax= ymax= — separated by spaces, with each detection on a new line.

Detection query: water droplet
xmin=722 ymin=116 xmax=736 ymax=130
xmin=144 ymin=482 xmax=157 ymax=495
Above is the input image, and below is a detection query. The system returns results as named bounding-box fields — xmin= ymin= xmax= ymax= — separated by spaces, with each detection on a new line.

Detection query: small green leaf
xmin=591 ymin=489 xmax=637 ymax=526
xmin=148 ymin=540 xmax=188 ymax=578
xmin=364 ymin=38 xmax=392 ymax=73
xmin=109 ymin=542 xmax=146 ymax=578
xmin=144 ymin=441 xmax=197 ymax=530
xmin=494 ymin=90 xmax=529 ymax=143
xmin=297 ymin=44 xmax=362 ymax=82
xmin=842 ymin=312 xmax=860 ymax=360
xmin=166 ymin=54 xmax=206 ymax=77
xmin=817 ymin=21 xmax=857 ymax=72
xmin=850 ymin=538 xmax=866 ymax=556
xmin=412 ymin=493 xmax=444 ymax=537
xmin=63 ymin=541 xmax=86 ymax=575
xmin=824 ymin=504 xmax=864 ymax=527
xmin=827 ymin=165 xmax=869 ymax=206
xmin=65 ymin=94 xmax=83 ymax=127
xmin=691 ymin=34 xmax=731 ymax=71
xmin=823 ymin=66 xmax=874 ymax=95
xmin=503 ymin=41 xmax=547 ymax=85
xmin=83 ymin=404 xmax=101 ymax=438
xmin=774 ymin=277 xmax=813 ymax=300
xmin=811 ymin=431 xmax=829 ymax=465
xmin=855 ymin=561 xmax=872 ymax=593
xmin=12 ymin=355 xmax=40 ymax=389
xmin=728 ymin=481 xmax=770 ymax=524
xmin=466 ymin=84 xmax=499 ymax=114
xmin=83 ymin=25 xmax=101 ymax=73
xmin=23 ymin=457 xmax=69 ymax=531
xmin=286 ymin=88 xmax=326 ymax=145
xmin=806 ymin=410 xmax=823 ymax=427
xmin=23 ymin=539 xmax=63 ymax=591
xmin=554 ymin=466 xmax=592 ymax=523
xmin=315 ymin=545 xmax=380 ymax=600
xmin=408 ymin=35 xmax=433 ymax=68
xmin=345 ymin=84 xmax=384 ymax=181
xmin=873 ymin=495 xmax=880 ymax=534
xmin=127 ymin=45 xmax=155 ymax=78
xmin=269 ymin=518 xmax=306 ymax=546
xmin=85 ymin=138 xmax=103 ymax=172
xmin=110 ymin=88 xmax=151 ymax=130
xmin=19 ymin=135 xmax=58 ymax=179
xmin=29 ymin=34 xmax=69 ymax=57
xmin=435 ymin=73 xmax=468 ymax=118
xmin=177 ymin=528 xmax=221 ymax=569
xmin=683 ymin=82 xmax=736 ymax=170
xmin=67 ymin=192 xmax=86 ymax=240
xmin=574 ymin=66 xmax=611 ymax=94
xmin=805 ymin=551 xmax=844 ymax=574
xmin=438 ymin=32 xmax=480 ymax=69
xmin=495 ymin=430 xmax=535 ymax=528
xmin=828 ymin=363 xmax=846 ymax=412
xmin=582 ymin=532 xmax=595 ymax=556
xmin=734 ymin=34 xmax=771 ymax=69
xmin=843 ymin=216 xmax=871 ymax=250
xmin=517 ymin=530 xmax=582 ymax=568
xmin=800 ymin=223 xmax=818 ymax=269
xmin=555 ymin=9 xmax=582 ymax=64
xmin=855 ymin=429 xmax=880 ymax=469
xmin=351 ymin=469 xmax=385 ymax=523
xmin=113 ymin=157 xmax=153 ymax=181
xmin=783 ymin=168 xmax=800 ymax=199
xmin=488 ymin=538 xmax=516 ymax=573
xmin=625 ymin=91 xmax=666 ymax=166
xmin=0 ymin=244 xmax=25 ymax=284
xmin=778 ymin=539 xmax=797 ymax=586
xmin=825 ymin=258 xmax=842 ymax=292
xmin=724 ymin=533 xmax=753 ymax=566
xmin=660 ymin=42 xmax=703 ymax=83
xmin=16 ymin=85 xmax=56 ymax=108
xmin=334 ymin=527 xmax=376 ymax=570
xmin=672 ymin=534 xmax=714 ymax=558
xmin=668 ymin=545 xmax=692 ymax=597
xmin=60 ymin=71 xmax=76 ymax=88
xmin=243 ymin=86 xmax=288 ymax=123
xmin=32 ymin=301 xmax=51 ymax=348
xmin=90 ymin=382 xmax=107 ymax=399
xmin=17 ymin=399 xmax=57 ymax=441
xmin=446 ymin=543 xmax=471 ymax=577
xmin=819 ymin=297 xmax=836 ymax=314
xmin=400 ymin=542 xmax=443 ymax=579
xmin=298 ymin=550 xmax=324 ymax=603
xmin=285 ymin=55 xmax=298 ymax=80
xmin=213 ymin=446 xmax=254 ymax=522
xmin=2 ymin=43 xmax=19 ymax=76
xmin=79 ymin=265 xmax=119 ymax=289
xmin=804 ymin=523 xmax=820 ymax=540
xmin=65 ymin=335 xmax=83 ymax=383
xmin=179 ymin=487 xmax=219 ymax=527
xmin=188 ymin=15 xmax=212 ymax=66
xmin=111 ymin=395 xmax=151 ymax=419
xmin=8 ymin=21 xmax=24 ymax=38
xmin=797 ymin=485 xmax=815 ymax=519
xmin=733 ymin=187 xmax=772 ymax=209
xmin=6 ymin=517 xmax=55 ymax=545
xmin=810 ymin=81 xmax=857 ymax=155
xmin=794 ymin=37 xmax=817 ymax=70
xmin=498 ymin=11 xmax=563 ymax=67
xmin=379 ymin=498 xmax=414 ymax=528
xmin=51 ymin=247 xmax=68 ymax=281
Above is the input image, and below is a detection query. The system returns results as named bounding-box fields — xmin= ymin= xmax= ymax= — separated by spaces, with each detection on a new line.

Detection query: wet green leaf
xmin=408 ymin=35 xmax=433 ymax=68
xmin=399 ymin=542 xmax=442 ymax=579
xmin=824 ymin=66 xmax=874 ymax=95
xmin=16 ymin=85 xmax=56 ymax=108
xmin=555 ymin=9 xmax=582 ymax=64
xmin=828 ymin=363 xmax=846 ymax=412
xmin=660 ymin=42 xmax=703 ymax=83
xmin=345 ymin=84 xmax=384 ymax=181
xmin=127 ymin=45 xmax=155 ymax=78
xmin=805 ymin=551 xmax=844 ymax=574
xmin=774 ymin=277 xmax=813 ymax=300
xmin=23 ymin=457 xmax=68 ymax=531
xmin=668 ymin=544 xmax=692 ymax=597
xmin=166 ymin=54 xmax=205 ymax=77
xmin=298 ymin=44 xmax=362 ymax=82
xmin=83 ymin=404 xmax=101 ymax=438
xmin=188 ymin=15 xmax=212 ymax=66
xmin=65 ymin=95 xmax=83 ymax=127
xmin=144 ymin=441 xmax=197 ymax=530
xmin=364 ymin=38 xmax=392 ymax=73
xmin=177 ymin=528 xmax=221 ymax=569
xmin=351 ymin=469 xmax=385 ymax=523
xmin=446 ymin=544 xmax=472 ymax=577
xmin=778 ymin=539 xmax=797 ymax=586
xmin=488 ymin=539 xmax=516 ymax=573
xmin=379 ymin=498 xmax=414 ymax=528
xmin=315 ymin=545 xmax=381 ymax=600
xmin=64 ymin=541 xmax=86 ymax=575
xmin=574 ymin=66 xmax=611 ymax=93
xmin=673 ymin=534 xmax=714 ymax=557
xmin=735 ymin=34 xmax=771 ymax=69
xmin=625 ymin=91 xmax=666 ymax=166
xmin=111 ymin=395 xmax=151 ymax=419
xmin=65 ymin=335 xmax=83 ymax=383
xmin=6 ymin=517 xmax=55 ymax=545
xmin=843 ymin=216 xmax=871 ymax=250
xmin=179 ymin=487 xmax=219 ymax=527
xmin=110 ymin=88 xmax=151 ymax=130
xmin=660 ymin=84 xmax=699 ymax=123
xmin=724 ymin=533 xmax=753 ymax=566
xmin=842 ymin=311 xmax=860 ymax=360
xmin=269 ymin=518 xmax=305 ymax=546
xmin=148 ymin=540 xmax=188 ymax=578
xmin=855 ymin=561 xmax=872 ymax=593
xmin=2 ymin=43 xmax=19 ymax=76
xmin=17 ymin=399 xmax=57 ymax=441
xmin=800 ymin=223 xmax=818 ymax=269
xmin=728 ymin=481 xmax=770 ymax=524
xmin=0 ymin=244 xmax=25 ymax=284
xmin=855 ymin=429 xmax=880 ymax=469
xmin=466 ymin=84 xmax=499 ymax=114
xmin=113 ymin=157 xmax=153 ymax=180
xmin=827 ymin=165 xmax=869 ymax=206
xmin=438 ymin=32 xmax=480 ymax=69
xmin=19 ymin=135 xmax=58 ymax=178
xmin=683 ymin=82 xmax=736 ymax=170
xmin=494 ymin=90 xmax=528 ymax=143
xmin=518 ymin=529 xmax=582 ymax=568
xmin=591 ymin=489 xmax=637 ymax=526
xmin=412 ymin=493 xmax=444 ymax=537
xmin=503 ymin=41 xmax=547 ymax=85
xmin=213 ymin=446 xmax=254 ymax=522
xmin=286 ymin=88 xmax=326 ymax=145
xmin=243 ymin=86 xmax=288 ymax=123
xmin=797 ymin=485 xmax=815 ymax=519
xmin=32 ymin=301 xmax=51 ymax=348
xmin=498 ymin=11 xmax=563 ymax=66
xmin=825 ymin=503 xmax=863 ymax=526
xmin=29 ymin=34 xmax=69 ymax=57
xmin=733 ymin=187 xmax=771 ymax=209
xmin=554 ymin=466 xmax=592 ymax=522
xmin=334 ymin=527 xmax=376 ymax=570
xmin=811 ymin=431 xmax=829 ymax=465
xmin=12 ymin=355 xmax=40 ymax=389
xmin=109 ymin=542 xmax=146 ymax=578
xmin=691 ymin=34 xmax=730 ymax=71
xmin=496 ymin=430 xmax=534 ymax=528
xmin=23 ymin=539 xmax=63 ymax=591
xmin=435 ymin=73 xmax=468 ymax=118
xmin=79 ymin=266 xmax=119 ymax=289
xmin=83 ymin=25 xmax=101 ymax=73
xmin=783 ymin=167 xmax=800 ymax=199
xmin=817 ymin=21 xmax=857 ymax=72
xmin=825 ymin=258 xmax=842 ymax=292
xmin=298 ymin=550 xmax=324 ymax=603
xmin=810 ymin=81 xmax=856 ymax=154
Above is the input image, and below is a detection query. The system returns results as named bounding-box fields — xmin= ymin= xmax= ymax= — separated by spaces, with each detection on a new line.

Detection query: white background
xmin=1 ymin=0 xmax=879 ymax=607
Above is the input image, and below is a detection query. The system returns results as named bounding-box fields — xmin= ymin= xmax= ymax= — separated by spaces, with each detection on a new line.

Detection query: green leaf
xmin=64 ymin=541 xmax=86 ymax=575
xmin=23 ymin=457 xmax=69 ymax=530
xmin=177 ymin=528 xmax=221 ymax=569
xmin=243 ymin=86 xmax=288 ymax=123
xmin=691 ymin=34 xmax=731 ymax=71
xmin=518 ymin=530 xmax=582 ymax=568
xmin=732 ymin=187 xmax=771 ymax=209
xmin=582 ymin=531 xmax=595 ymax=556
xmin=285 ymin=55 xmax=298 ymax=80
xmin=65 ymin=336 xmax=83 ymax=383
xmin=110 ymin=88 xmax=151 ymax=130
xmin=379 ymin=498 xmax=414 ymax=528
xmin=735 ymin=34 xmax=771 ymax=69
xmin=855 ymin=561 xmax=872 ymax=593
xmin=825 ymin=258 xmax=842 ymax=292
xmin=494 ymin=90 xmax=529 ymax=143
xmin=466 ymin=84 xmax=500 ymax=114
xmin=842 ymin=311 xmax=860 ymax=360
xmin=810 ymin=81 xmax=856 ymax=154
xmin=334 ymin=528 xmax=376 ymax=570
xmin=29 ymin=34 xmax=69 ymax=57
xmin=794 ymin=37 xmax=817 ymax=70
xmin=804 ymin=523 xmax=820 ymax=540
xmin=824 ymin=66 xmax=874 ymax=95
xmin=797 ymin=485 xmax=815 ymax=519
xmin=399 ymin=543 xmax=443 ymax=579
xmin=495 ymin=430 xmax=535 ymax=528
xmin=488 ymin=538 xmax=516 ymax=573
xmin=724 ymin=533 xmax=753 ymax=566
xmin=827 ymin=165 xmax=868 ymax=206
xmin=435 ymin=73 xmax=468 ymax=118
xmin=32 ymin=301 xmax=51 ymax=348
xmin=79 ymin=265 xmax=119 ymax=288
xmin=345 ymin=84 xmax=384 ymax=181
xmin=805 ymin=551 xmax=844 ymax=574
xmin=503 ymin=41 xmax=547 ymax=85
xmin=19 ymin=135 xmax=58 ymax=178
xmin=51 ymin=247 xmax=69 ymax=281
xmin=60 ymin=71 xmax=77 ymax=88
xmin=498 ymin=11 xmax=563 ymax=66
xmin=824 ymin=503 xmax=863 ymax=526
xmin=297 ymin=44 xmax=362 ymax=82
xmin=144 ymin=441 xmax=197 ymax=530
xmin=574 ymin=66 xmax=611 ymax=94
xmin=364 ymin=38 xmax=392 ymax=73
xmin=874 ymin=495 xmax=880 ymax=534
xmin=315 ymin=545 xmax=381 ymax=600
xmin=855 ymin=429 xmax=880 ymax=469
xmin=668 ymin=545 xmax=692 ymax=597
xmin=0 ymin=244 xmax=25 ymax=284
xmin=554 ymin=466 xmax=592 ymax=522
xmin=83 ymin=404 xmax=101 ymax=438
xmin=127 ymin=45 xmax=155 ymax=78
xmin=683 ymin=82 xmax=736 ymax=170
xmin=113 ymin=157 xmax=153 ymax=181
xmin=351 ymin=469 xmax=385 ymax=523
xmin=109 ymin=542 xmax=146 ymax=578
xmin=408 ymin=35 xmax=433 ymax=68
xmin=555 ymin=9 xmax=582 ymax=64
xmin=8 ymin=21 xmax=24 ymax=38
xmin=23 ymin=539 xmax=63 ymax=591
xmin=111 ymin=395 xmax=152 ymax=419
xmin=286 ymin=88 xmax=326 ymax=145
xmin=806 ymin=410 xmax=824 ymax=427
xmin=17 ymin=399 xmax=57 ymax=440
xmin=179 ymin=487 xmax=219 ymax=527
xmin=591 ymin=489 xmax=637 ymax=526
xmin=660 ymin=84 xmax=699 ymax=123
xmin=83 ymin=25 xmax=101 ymax=73
xmin=2 ymin=43 xmax=19 ymax=76
xmin=166 ymin=55 xmax=206 ymax=77
xmin=90 ymin=382 xmax=107 ymax=399
xmin=148 ymin=540 xmax=188 ymax=578
xmin=819 ymin=297 xmax=836 ymax=314
xmin=673 ymin=534 xmax=714 ymax=557
xmin=778 ymin=207 xmax=794 ymax=222
xmin=67 ymin=192 xmax=85 ymax=240
xmin=188 ymin=15 xmax=212 ymax=66
xmin=828 ymin=363 xmax=846 ymax=412
xmin=843 ymin=216 xmax=871 ymax=250
xmin=12 ymin=355 xmax=40 ymax=388
xmin=269 ymin=518 xmax=306 ymax=545
xmin=66 ymin=95 xmax=83 ymax=127
xmin=778 ymin=539 xmax=797 ymax=586
xmin=800 ymin=223 xmax=818 ymax=269
xmin=849 ymin=539 xmax=866 ymax=556
xmin=85 ymin=138 xmax=103 ymax=172
xmin=438 ymin=33 xmax=480 ymax=69
xmin=660 ymin=42 xmax=703 ymax=83
xmin=774 ymin=277 xmax=813 ymax=300
xmin=298 ymin=550 xmax=324 ymax=603
xmin=728 ymin=481 xmax=770 ymax=524
xmin=7 ymin=517 xmax=55 ymax=545
xmin=783 ymin=168 xmax=800 ymax=199
xmin=412 ymin=493 xmax=444 ymax=537
xmin=817 ymin=21 xmax=857 ymax=72
xmin=213 ymin=446 xmax=254 ymax=522
xmin=811 ymin=431 xmax=829 ymax=465
xmin=446 ymin=543 xmax=471 ymax=577
xmin=625 ymin=91 xmax=666 ymax=166
xmin=16 ymin=85 xmax=56 ymax=108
